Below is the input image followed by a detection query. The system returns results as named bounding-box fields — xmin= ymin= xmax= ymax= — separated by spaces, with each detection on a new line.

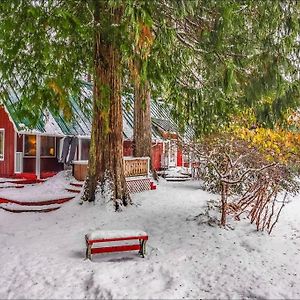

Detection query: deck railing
xmin=124 ymin=157 xmax=150 ymax=177
xmin=72 ymin=157 xmax=150 ymax=181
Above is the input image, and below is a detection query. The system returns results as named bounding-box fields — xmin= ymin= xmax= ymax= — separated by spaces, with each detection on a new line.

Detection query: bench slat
xmin=87 ymin=235 xmax=148 ymax=244
xmin=91 ymin=244 xmax=141 ymax=254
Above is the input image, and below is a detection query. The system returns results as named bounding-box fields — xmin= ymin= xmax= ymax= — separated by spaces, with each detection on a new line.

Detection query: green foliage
xmin=158 ymin=0 xmax=300 ymax=136
xmin=0 ymin=0 xmax=92 ymax=122
xmin=0 ymin=0 xmax=299 ymax=136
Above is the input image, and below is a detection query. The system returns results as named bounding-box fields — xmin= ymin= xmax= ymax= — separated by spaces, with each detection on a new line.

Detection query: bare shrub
xmin=187 ymin=133 xmax=300 ymax=232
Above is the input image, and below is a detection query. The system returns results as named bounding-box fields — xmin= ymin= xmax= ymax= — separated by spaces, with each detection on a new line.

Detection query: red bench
xmin=85 ymin=230 xmax=148 ymax=260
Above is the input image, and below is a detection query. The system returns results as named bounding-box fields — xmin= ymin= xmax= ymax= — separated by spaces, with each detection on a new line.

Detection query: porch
xmin=73 ymin=157 xmax=150 ymax=181
xmin=14 ymin=134 xmax=152 ymax=179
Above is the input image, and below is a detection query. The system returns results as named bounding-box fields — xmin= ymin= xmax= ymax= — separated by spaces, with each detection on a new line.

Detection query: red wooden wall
xmin=0 ymin=106 xmax=15 ymax=177
xmin=123 ymin=140 xmax=164 ymax=171
xmin=177 ymin=147 xmax=183 ymax=167
xmin=123 ymin=140 xmax=133 ymax=156
xmin=152 ymin=143 xmax=164 ymax=170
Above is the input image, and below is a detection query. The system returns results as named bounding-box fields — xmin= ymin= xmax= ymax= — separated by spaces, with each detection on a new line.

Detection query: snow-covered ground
xmin=0 ymin=172 xmax=300 ymax=299
xmin=0 ymin=172 xmax=74 ymax=202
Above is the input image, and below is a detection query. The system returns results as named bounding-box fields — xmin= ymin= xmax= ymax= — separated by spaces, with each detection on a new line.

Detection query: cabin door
xmin=168 ymin=141 xmax=177 ymax=167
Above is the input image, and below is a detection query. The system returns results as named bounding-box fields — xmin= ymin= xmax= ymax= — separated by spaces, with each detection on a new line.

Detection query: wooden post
xmin=85 ymin=235 xmax=92 ymax=260
xmin=78 ymin=138 xmax=82 ymax=160
xmin=147 ymin=157 xmax=150 ymax=177
xmin=35 ymin=135 xmax=41 ymax=179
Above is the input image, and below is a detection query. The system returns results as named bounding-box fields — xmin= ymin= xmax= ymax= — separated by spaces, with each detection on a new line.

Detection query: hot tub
xmin=72 ymin=160 xmax=88 ymax=181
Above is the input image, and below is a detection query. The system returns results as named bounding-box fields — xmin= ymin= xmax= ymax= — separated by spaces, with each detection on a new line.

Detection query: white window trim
xmin=0 ymin=129 xmax=4 ymax=161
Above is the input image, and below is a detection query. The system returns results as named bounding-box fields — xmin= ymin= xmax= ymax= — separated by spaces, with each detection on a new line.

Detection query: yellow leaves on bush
xmin=232 ymin=126 xmax=300 ymax=165
xmin=229 ymin=108 xmax=256 ymax=129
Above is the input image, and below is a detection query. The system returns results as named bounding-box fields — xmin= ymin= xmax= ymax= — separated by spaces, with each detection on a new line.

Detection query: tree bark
xmin=83 ymin=2 xmax=130 ymax=210
xmin=133 ymin=78 xmax=152 ymax=158
xmin=133 ymin=77 xmax=158 ymax=180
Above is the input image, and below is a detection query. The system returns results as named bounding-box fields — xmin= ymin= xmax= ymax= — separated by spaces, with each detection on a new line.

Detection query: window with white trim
xmin=0 ymin=129 xmax=4 ymax=160
xmin=24 ymin=135 xmax=56 ymax=157
xmin=41 ymin=136 xmax=56 ymax=157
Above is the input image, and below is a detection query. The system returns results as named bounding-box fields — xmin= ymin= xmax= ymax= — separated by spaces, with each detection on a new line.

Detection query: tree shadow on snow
xmin=69 ymin=250 xmax=85 ymax=259
xmin=69 ymin=250 xmax=138 ymax=262
xmin=87 ymin=252 xmax=139 ymax=263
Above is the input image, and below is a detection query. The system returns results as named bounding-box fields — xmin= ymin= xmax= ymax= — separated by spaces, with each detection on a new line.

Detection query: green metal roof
xmin=1 ymin=81 xmax=193 ymax=141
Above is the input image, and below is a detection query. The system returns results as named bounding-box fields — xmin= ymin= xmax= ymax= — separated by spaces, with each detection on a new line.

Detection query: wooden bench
xmin=85 ymin=230 xmax=148 ymax=260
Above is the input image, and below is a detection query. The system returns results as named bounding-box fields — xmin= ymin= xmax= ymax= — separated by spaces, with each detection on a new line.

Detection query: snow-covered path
xmin=0 ymin=174 xmax=299 ymax=299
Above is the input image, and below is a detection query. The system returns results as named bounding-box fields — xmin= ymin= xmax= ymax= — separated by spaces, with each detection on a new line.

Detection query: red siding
xmin=177 ymin=147 xmax=183 ymax=167
xmin=41 ymin=158 xmax=64 ymax=173
xmin=123 ymin=140 xmax=133 ymax=156
xmin=23 ymin=157 xmax=36 ymax=173
xmin=152 ymin=143 xmax=163 ymax=170
xmin=123 ymin=140 xmax=164 ymax=171
xmin=0 ymin=106 xmax=15 ymax=177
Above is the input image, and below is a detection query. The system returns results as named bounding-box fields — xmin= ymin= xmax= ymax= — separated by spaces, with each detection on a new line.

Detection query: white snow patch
xmin=0 ymin=171 xmax=74 ymax=202
xmin=0 ymin=172 xmax=299 ymax=299
xmin=43 ymin=112 xmax=64 ymax=135
xmin=87 ymin=229 xmax=147 ymax=240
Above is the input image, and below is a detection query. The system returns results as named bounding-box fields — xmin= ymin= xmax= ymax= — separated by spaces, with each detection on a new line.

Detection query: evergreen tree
xmin=0 ymin=0 xmax=133 ymax=209
xmin=158 ymin=0 xmax=300 ymax=135
xmin=0 ymin=0 xmax=299 ymax=209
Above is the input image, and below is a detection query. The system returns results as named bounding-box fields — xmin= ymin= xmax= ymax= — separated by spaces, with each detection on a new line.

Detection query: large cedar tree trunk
xmin=133 ymin=79 xmax=152 ymax=158
xmin=133 ymin=78 xmax=158 ymax=180
xmin=83 ymin=3 xmax=130 ymax=209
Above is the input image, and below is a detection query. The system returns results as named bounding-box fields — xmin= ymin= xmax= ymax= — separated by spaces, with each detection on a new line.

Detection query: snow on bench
xmin=85 ymin=229 xmax=148 ymax=260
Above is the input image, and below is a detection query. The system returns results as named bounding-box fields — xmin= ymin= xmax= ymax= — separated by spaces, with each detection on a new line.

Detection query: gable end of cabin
xmin=0 ymin=106 xmax=16 ymax=177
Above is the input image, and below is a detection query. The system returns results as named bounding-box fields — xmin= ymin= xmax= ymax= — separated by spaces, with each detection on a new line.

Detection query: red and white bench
xmin=85 ymin=230 xmax=148 ymax=260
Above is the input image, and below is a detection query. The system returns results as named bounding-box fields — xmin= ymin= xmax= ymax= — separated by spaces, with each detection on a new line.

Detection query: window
xmin=24 ymin=135 xmax=56 ymax=157
xmin=24 ymin=135 xmax=36 ymax=156
xmin=0 ymin=129 xmax=4 ymax=160
xmin=81 ymin=139 xmax=90 ymax=160
xmin=41 ymin=136 xmax=56 ymax=157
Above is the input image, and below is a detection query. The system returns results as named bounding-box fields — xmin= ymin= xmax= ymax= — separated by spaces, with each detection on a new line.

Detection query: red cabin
xmin=0 ymin=86 xmax=191 ymax=179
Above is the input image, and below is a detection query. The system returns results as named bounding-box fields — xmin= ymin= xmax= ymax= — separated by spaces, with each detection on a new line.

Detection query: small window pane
xmin=24 ymin=135 xmax=36 ymax=156
xmin=41 ymin=136 xmax=55 ymax=157
xmin=0 ymin=130 xmax=4 ymax=160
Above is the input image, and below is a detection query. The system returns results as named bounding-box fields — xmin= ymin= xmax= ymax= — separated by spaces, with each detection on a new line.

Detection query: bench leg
xmin=86 ymin=245 xmax=92 ymax=260
xmin=85 ymin=235 xmax=92 ymax=260
xmin=139 ymin=239 xmax=147 ymax=258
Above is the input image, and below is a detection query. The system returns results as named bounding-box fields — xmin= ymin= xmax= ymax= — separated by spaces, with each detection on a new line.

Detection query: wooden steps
xmin=0 ymin=196 xmax=75 ymax=206
xmin=1 ymin=206 xmax=60 ymax=213
xmin=0 ymin=196 xmax=76 ymax=213
xmin=165 ymin=176 xmax=191 ymax=182
xmin=0 ymin=185 xmax=25 ymax=189
xmin=70 ymin=182 xmax=84 ymax=187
